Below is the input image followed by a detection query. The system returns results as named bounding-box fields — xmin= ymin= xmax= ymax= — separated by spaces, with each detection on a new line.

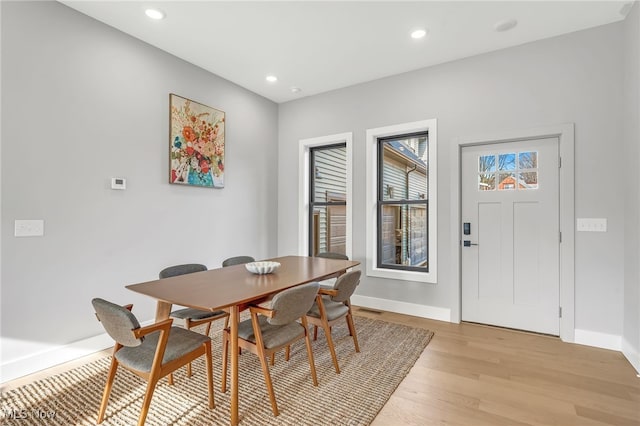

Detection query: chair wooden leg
xmin=204 ymin=341 xmax=215 ymax=409
xmin=322 ymin=320 xmax=340 ymax=374
xmin=270 ymin=353 xmax=275 ymax=366
xmin=257 ymin=350 xmax=279 ymax=416
xmin=346 ymin=313 xmax=360 ymax=352
xmin=221 ymin=330 xmax=229 ymax=393
xmin=302 ymin=318 xmax=318 ymax=386
xmin=285 ymin=345 xmax=291 ymax=362
xmin=137 ymin=377 xmax=159 ymax=426
xmin=168 ymin=373 xmax=174 ymax=385
xmin=313 ymin=325 xmax=318 ymax=341
xmin=187 ymin=362 xmax=192 ymax=377
xmin=205 ymin=321 xmax=212 ymax=337
xmin=97 ymin=357 xmax=119 ymax=423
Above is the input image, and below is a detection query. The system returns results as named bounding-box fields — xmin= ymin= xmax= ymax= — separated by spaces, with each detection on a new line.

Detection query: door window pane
xmin=519 ymin=172 xmax=538 ymax=188
xmin=498 ymin=172 xmax=516 ymax=190
xmin=479 ymin=173 xmax=496 ymax=190
xmin=498 ymin=153 xmax=516 ymax=171
xmin=479 ymin=155 xmax=496 ymax=172
xmin=519 ymin=151 xmax=537 ymax=169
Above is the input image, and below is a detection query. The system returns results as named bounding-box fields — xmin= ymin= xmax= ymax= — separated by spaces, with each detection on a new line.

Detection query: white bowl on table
xmin=245 ymin=261 xmax=281 ymax=275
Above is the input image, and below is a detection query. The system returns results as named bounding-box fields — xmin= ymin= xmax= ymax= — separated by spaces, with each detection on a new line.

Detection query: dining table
xmin=125 ymin=255 xmax=360 ymax=425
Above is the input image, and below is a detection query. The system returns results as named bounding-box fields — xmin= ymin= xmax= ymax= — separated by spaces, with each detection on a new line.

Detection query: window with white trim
xmin=298 ymin=133 xmax=353 ymax=259
xmin=366 ymin=120 xmax=437 ymax=283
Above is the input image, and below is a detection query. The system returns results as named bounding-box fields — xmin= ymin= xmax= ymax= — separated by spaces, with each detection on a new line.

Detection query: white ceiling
xmin=59 ymin=1 xmax=630 ymax=103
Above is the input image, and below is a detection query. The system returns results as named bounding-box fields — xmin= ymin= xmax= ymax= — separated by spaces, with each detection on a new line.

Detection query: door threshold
xmin=461 ymin=321 xmax=560 ymax=338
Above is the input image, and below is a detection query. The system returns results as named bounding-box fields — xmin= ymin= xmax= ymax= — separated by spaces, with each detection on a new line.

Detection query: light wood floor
xmin=353 ymin=307 xmax=640 ymax=426
xmin=3 ymin=309 xmax=640 ymax=425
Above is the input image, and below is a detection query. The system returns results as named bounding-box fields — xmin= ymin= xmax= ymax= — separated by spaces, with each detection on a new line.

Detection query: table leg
xmin=155 ymin=301 xmax=172 ymax=321
xmin=230 ymin=305 xmax=239 ymax=426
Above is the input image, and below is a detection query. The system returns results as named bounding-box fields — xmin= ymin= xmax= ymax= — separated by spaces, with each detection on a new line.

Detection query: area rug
xmin=1 ymin=316 xmax=433 ymax=425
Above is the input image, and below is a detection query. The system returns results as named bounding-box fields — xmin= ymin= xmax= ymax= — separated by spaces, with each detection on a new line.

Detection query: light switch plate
xmin=111 ymin=177 xmax=126 ymax=190
xmin=15 ymin=220 xmax=45 ymax=237
xmin=576 ymin=218 xmax=607 ymax=232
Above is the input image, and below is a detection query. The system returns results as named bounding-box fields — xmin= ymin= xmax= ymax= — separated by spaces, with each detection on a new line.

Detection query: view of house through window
xmin=478 ymin=151 xmax=538 ymax=191
xmin=378 ymin=133 xmax=429 ymax=271
xmin=309 ymin=144 xmax=347 ymax=256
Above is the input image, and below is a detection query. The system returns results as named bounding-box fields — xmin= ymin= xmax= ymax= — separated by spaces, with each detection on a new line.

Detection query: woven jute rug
xmin=1 ymin=316 xmax=433 ymax=425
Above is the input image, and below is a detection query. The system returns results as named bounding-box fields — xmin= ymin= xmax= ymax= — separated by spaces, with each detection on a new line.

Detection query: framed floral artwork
xmin=169 ymin=94 xmax=225 ymax=188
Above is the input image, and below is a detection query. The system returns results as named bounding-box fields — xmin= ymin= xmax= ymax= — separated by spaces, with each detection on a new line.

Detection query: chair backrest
xmin=222 ymin=256 xmax=255 ymax=267
xmin=269 ymin=282 xmax=320 ymax=326
xmin=316 ymin=252 xmax=349 ymax=260
xmin=159 ymin=263 xmax=207 ymax=279
xmin=92 ymin=298 xmax=142 ymax=347
xmin=331 ymin=270 xmax=361 ymax=303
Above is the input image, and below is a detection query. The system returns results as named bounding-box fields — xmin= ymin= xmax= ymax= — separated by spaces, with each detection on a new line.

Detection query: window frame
xmin=377 ymin=132 xmax=429 ymax=272
xmin=298 ymin=133 xmax=352 ymax=259
xmin=366 ymin=119 xmax=437 ymax=283
xmin=309 ymin=143 xmax=348 ymax=256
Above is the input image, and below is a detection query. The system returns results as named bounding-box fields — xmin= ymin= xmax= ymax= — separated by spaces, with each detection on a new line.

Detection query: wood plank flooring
xmin=2 ymin=308 xmax=639 ymax=425
xmin=353 ymin=307 xmax=640 ymax=426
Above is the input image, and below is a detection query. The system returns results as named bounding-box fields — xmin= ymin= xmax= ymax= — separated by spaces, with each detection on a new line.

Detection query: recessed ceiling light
xmin=411 ymin=29 xmax=427 ymax=39
xmin=145 ymin=8 xmax=165 ymax=20
xmin=494 ymin=19 xmax=517 ymax=32
xmin=265 ymin=75 xmax=278 ymax=83
xmin=290 ymin=87 xmax=302 ymax=94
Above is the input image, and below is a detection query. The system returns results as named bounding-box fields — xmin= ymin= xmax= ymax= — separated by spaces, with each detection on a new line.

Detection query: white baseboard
xmin=1 ymin=319 xmax=153 ymax=384
xmin=351 ymin=294 xmax=451 ymax=322
xmin=622 ymin=338 xmax=640 ymax=375
xmin=574 ymin=329 xmax=622 ymax=351
xmin=1 ymin=334 xmax=112 ymax=384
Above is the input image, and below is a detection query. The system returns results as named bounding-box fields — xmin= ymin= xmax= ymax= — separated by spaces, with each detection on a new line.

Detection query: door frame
xmin=450 ymin=123 xmax=575 ymax=342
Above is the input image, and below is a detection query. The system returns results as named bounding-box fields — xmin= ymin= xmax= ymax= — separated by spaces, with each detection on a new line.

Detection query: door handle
xmin=463 ymin=240 xmax=479 ymax=247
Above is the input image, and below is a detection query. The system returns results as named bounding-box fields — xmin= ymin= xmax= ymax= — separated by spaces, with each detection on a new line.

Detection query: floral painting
xmin=170 ymin=94 xmax=225 ymax=188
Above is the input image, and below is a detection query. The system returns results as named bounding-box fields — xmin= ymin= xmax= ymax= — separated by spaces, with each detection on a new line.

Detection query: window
xmin=377 ymin=134 xmax=428 ymax=271
xmin=478 ymin=151 xmax=538 ymax=191
xmin=366 ymin=119 xmax=437 ymax=283
xmin=309 ymin=144 xmax=347 ymax=256
xmin=298 ymin=133 xmax=352 ymax=258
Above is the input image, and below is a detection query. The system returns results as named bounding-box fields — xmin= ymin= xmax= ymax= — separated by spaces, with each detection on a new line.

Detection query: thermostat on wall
xmin=111 ymin=177 xmax=126 ymax=190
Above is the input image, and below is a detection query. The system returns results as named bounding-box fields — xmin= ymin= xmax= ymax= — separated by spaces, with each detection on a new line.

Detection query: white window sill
xmin=366 ymin=265 xmax=437 ymax=283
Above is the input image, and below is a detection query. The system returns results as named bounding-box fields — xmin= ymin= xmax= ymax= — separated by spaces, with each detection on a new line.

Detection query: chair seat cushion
xmin=115 ymin=327 xmax=209 ymax=372
xmin=171 ymin=307 xmax=226 ymax=321
xmin=307 ymin=296 xmax=349 ymax=321
xmin=237 ymin=316 xmax=304 ymax=349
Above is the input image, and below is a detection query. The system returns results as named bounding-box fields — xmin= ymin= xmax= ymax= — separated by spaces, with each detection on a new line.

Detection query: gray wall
xmin=1 ymin=1 xmax=278 ymax=363
xmin=623 ymin=2 xmax=640 ymax=371
xmin=278 ymin=22 xmax=625 ymax=336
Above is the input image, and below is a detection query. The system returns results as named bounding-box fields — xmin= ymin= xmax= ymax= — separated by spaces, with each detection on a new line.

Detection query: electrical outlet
xmin=14 ymin=220 xmax=44 ymax=237
xmin=576 ymin=218 xmax=607 ymax=232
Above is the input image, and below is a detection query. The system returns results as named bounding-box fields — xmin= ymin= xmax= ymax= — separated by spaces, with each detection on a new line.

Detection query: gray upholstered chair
xmin=92 ymin=298 xmax=214 ymax=426
xmin=221 ymin=282 xmax=320 ymax=417
xmin=305 ymin=269 xmax=361 ymax=374
xmin=221 ymin=255 xmax=255 ymax=267
xmin=160 ymin=264 xmax=228 ymax=378
xmin=159 ymin=264 xmax=229 ymax=338
xmin=315 ymin=251 xmax=350 ymax=286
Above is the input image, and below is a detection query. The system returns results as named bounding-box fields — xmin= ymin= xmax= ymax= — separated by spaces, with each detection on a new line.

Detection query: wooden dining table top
xmin=125 ymin=255 xmax=360 ymax=311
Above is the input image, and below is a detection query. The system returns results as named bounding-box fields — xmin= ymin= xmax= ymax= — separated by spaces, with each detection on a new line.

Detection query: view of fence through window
xmin=309 ymin=144 xmax=347 ymax=256
xmin=378 ymin=133 xmax=429 ymax=271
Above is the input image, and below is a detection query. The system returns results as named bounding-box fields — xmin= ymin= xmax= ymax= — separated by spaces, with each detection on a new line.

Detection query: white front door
xmin=461 ymin=138 xmax=560 ymax=335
